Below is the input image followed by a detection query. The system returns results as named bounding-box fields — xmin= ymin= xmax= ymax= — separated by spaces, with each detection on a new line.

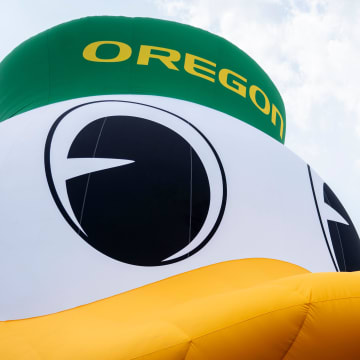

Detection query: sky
xmin=0 ymin=0 xmax=360 ymax=229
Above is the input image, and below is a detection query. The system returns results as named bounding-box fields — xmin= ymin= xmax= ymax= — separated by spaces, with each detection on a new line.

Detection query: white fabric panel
xmin=0 ymin=95 xmax=335 ymax=320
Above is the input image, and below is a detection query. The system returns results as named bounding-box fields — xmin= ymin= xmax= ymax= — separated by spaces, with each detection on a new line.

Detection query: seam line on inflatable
xmin=78 ymin=117 xmax=107 ymax=228
xmin=280 ymin=300 xmax=311 ymax=359
xmin=127 ymin=340 xmax=192 ymax=360
xmin=125 ymin=303 xmax=308 ymax=360
xmin=3 ymin=295 xmax=360 ymax=359
xmin=307 ymin=165 xmax=339 ymax=271
xmin=152 ymin=296 xmax=360 ymax=359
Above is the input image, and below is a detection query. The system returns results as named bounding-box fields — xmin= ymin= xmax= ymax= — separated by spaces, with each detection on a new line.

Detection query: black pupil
xmin=66 ymin=116 xmax=210 ymax=266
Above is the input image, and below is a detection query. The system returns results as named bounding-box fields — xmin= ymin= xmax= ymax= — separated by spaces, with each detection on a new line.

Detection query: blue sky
xmin=1 ymin=0 xmax=360 ymax=229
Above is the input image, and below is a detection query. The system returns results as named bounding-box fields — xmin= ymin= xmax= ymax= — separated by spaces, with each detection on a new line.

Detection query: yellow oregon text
xmin=83 ymin=41 xmax=284 ymax=139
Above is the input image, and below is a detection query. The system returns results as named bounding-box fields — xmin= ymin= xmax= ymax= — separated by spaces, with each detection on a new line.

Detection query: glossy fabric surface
xmin=1 ymin=259 xmax=360 ymax=359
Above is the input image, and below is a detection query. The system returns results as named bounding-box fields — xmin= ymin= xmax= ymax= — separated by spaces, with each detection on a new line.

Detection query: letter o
xmin=83 ymin=41 xmax=132 ymax=62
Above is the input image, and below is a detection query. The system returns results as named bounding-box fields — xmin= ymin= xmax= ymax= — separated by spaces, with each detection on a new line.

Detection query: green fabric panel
xmin=0 ymin=16 xmax=286 ymax=142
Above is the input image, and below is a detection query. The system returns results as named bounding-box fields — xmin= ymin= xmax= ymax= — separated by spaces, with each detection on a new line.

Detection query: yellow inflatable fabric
xmin=1 ymin=258 xmax=360 ymax=359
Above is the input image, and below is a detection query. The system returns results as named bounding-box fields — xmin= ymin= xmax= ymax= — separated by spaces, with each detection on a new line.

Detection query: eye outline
xmin=308 ymin=165 xmax=360 ymax=272
xmin=44 ymin=100 xmax=227 ymax=266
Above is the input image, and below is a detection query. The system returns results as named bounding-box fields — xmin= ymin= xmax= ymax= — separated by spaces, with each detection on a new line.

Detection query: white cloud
xmin=0 ymin=0 xmax=164 ymax=62
xmin=157 ymin=0 xmax=360 ymax=130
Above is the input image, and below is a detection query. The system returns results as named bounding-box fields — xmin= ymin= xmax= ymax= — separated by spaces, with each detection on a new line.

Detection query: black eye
xmin=45 ymin=101 xmax=226 ymax=267
xmin=323 ymin=183 xmax=360 ymax=272
xmin=66 ymin=115 xmax=211 ymax=266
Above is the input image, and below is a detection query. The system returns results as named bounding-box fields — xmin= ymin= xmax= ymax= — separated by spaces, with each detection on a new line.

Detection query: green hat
xmin=0 ymin=16 xmax=286 ymax=142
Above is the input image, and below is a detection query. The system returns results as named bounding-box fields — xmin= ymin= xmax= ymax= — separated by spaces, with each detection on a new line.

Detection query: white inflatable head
xmin=0 ymin=17 xmax=358 ymax=320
